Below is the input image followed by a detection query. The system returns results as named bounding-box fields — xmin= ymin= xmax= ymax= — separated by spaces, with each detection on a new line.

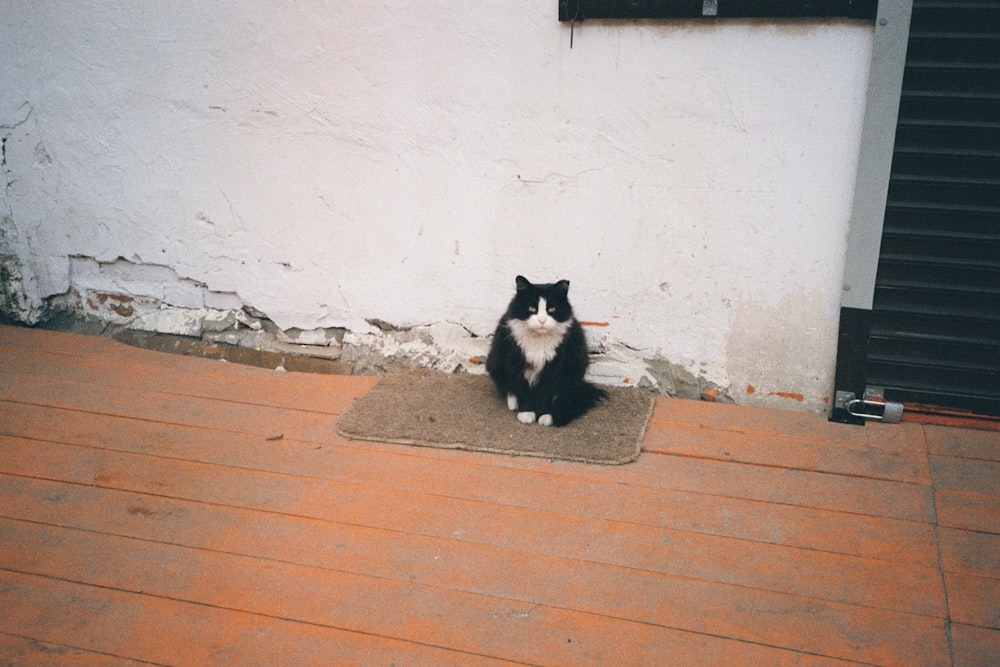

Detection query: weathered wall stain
xmin=726 ymin=290 xmax=840 ymax=413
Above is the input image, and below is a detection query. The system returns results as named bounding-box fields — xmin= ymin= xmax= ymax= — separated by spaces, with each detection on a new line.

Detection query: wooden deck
xmin=0 ymin=323 xmax=997 ymax=666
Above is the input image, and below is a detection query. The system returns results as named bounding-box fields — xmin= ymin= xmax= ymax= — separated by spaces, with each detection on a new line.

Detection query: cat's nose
xmin=537 ymin=314 xmax=548 ymax=324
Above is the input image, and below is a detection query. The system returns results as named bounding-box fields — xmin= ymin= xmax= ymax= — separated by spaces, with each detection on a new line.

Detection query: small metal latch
xmin=835 ymin=387 xmax=904 ymax=423
xmin=702 ymin=1 xmax=719 ymax=16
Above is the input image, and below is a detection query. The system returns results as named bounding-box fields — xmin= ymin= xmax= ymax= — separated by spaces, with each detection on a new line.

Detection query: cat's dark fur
xmin=486 ymin=275 xmax=606 ymax=427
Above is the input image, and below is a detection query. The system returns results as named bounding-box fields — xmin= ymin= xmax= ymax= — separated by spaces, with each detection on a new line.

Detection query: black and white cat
xmin=486 ymin=275 xmax=606 ymax=426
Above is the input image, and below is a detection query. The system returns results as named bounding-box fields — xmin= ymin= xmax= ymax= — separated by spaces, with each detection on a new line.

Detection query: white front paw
xmin=538 ymin=414 xmax=553 ymax=426
xmin=507 ymin=393 xmax=518 ymax=411
xmin=517 ymin=411 xmax=536 ymax=424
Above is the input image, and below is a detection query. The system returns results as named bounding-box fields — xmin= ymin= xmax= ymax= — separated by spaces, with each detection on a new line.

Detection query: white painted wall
xmin=0 ymin=3 xmax=874 ymax=412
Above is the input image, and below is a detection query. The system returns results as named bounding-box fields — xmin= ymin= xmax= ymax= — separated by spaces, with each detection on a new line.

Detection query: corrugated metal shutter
xmin=868 ymin=1 xmax=1000 ymax=417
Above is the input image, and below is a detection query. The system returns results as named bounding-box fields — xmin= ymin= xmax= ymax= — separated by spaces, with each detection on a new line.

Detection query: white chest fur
xmin=507 ymin=298 xmax=570 ymax=386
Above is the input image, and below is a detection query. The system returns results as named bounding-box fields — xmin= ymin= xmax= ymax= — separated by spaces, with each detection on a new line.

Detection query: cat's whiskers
xmin=508 ymin=317 xmax=569 ymax=372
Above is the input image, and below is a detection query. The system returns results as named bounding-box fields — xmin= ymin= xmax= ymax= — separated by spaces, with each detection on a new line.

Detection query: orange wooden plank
xmin=1 ymin=519 xmax=871 ymax=667
xmin=950 ymin=623 xmax=1000 ymax=667
xmin=336 ymin=433 xmax=942 ymax=564
xmin=5 ymin=355 xmax=377 ymax=415
xmin=0 ymin=570 xmax=507 ymax=666
xmin=2 ymin=384 xmax=932 ymax=534
xmin=903 ymin=404 xmax=1000 ymax=432
xmin=653 ymin=395 xmax=928 ymax=453
xmin=644 ymin=419 xmax=930 ymax=483
xmin=0 ymin=475 xmax=949 ymax=666
xmin=1 ymin=340 xmax=375 ymax=413
xmin=936 ymin=489 xmax=1000 ymax=533
xmin=930 ymin=455 xmax=1000 ymax=496
xmin=0 ymin=324 xmax=974 ymax=665
xmin=0 ymin=323 xmax=114 ymax=355
xmin=0 ymin=399 xmax=941 ymax=568
xmin=0 ymin=372 xmax=346 ymax=442
xmin=0 ymin=632 xmax=145 ymax=666
xmin=925 ymin=424 xmax=1000 ymax=461
xmin=1 ymin=326 xmax=928 ymax=465
xmin=336 ymin=416 xmax=934 ymax=524
xmin=939 ymin=527 xmax=1000 ymax=579
xmin=0 ymin=323 xmax=312 ymax=374
xmin=945 ymin=572 xmax=1000 ymax=629
xmin=627 ymin=451 xmax=935 ymax=522
xmin=0 ymin=436 xmax=946 ymax=617
xmin=3 ymin=331 xmax=934 ymax=522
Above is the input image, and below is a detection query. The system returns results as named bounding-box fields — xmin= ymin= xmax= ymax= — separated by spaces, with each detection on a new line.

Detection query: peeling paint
xmin=341 ymin=321 xmax=490 ymax=376
xmin=68 ymin=256 xmax=244 ymax=327
xmin=640 ymin=355 xmax=732 ymax=402
xmin=89 ymin=291 xmax=135 ymax=318
xmin=768 ymin=391 xmax=805 ymax=402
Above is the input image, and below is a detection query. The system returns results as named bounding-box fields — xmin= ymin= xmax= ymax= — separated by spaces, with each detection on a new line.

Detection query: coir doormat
xmin=336 ymin=369 xmax=654 ymax=465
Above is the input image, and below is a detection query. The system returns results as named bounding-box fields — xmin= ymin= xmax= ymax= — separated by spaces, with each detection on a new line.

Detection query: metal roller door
xmin=867 ymin=1 xmax=1000 ymax=418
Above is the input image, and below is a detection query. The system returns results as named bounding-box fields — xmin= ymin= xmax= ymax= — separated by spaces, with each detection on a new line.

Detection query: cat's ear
xmin=554 ymin=279 xmax=570 ymax=297
xmin=515 ymin=275 xmax=531 ymax=292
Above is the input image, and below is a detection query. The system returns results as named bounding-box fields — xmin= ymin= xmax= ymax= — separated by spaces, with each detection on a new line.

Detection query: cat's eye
xmin=547 ymin=307 xmax=556 ymax=314
xmin=528 ymin=306 xmax=537 ymax=313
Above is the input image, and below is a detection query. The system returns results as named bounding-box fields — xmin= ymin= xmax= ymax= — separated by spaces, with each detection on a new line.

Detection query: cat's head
xmin=507 ymin=275 xmax=574 ymax=333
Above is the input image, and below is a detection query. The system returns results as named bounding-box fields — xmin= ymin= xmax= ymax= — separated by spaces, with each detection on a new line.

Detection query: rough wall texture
xmin=0 ymin=3 xmax=874 ymax=412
